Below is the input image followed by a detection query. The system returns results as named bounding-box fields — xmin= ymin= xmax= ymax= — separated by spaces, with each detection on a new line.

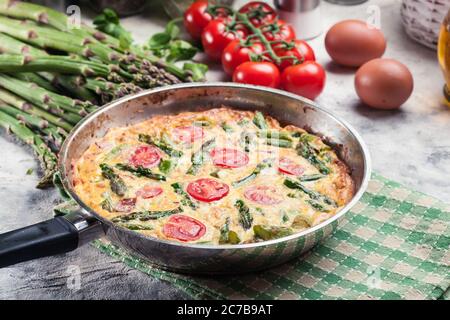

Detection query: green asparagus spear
xmin=220 ymin=122 xmax=233 ymax=133
xmin=296 ymin=134 xmax=331 ymax=175
xmin=219 ymin=218 xmax=241 ymax=244
xmin=257 ymin=130 xmax=292 ymax=141
xmin=171 ymin=182 xmax=198 ymax=209
xmin=253 ymin=225 xmax=293 ymax=241
xmin=100 ymin=193 xmax=114 ymax=212
xmin=0 ymin=88 xmax=73 ymax=132
xmin=252 ymin=111 xmax=268 ymax=130
xmin=13 ymin=72 xmax=56 ymax=93
xmin=115 ymin=223 xmax=153 ymax=231
xmin=0 ymin=54 xmax=123 ymax=79
xmin=232 ymin=158 xmax=272 ymax=187
xmin=283 ymin=178 xmax=337 ymax=208
xmin=115 ymin=163 xmax=166 ymax=181
xmin=0 ymin=110 xmax=57 ymax=188
xmin=187 ymin=138 xmax=215 ymax=175
xmin=299 ymin=174 xmax=325 ymax=182
xmin=264 ymin=138 xmax=293 ymax=148
xmin=0 ymin=74 xmax=89 ymax=122
xmin=235 ymin=199 xmax=253 ymax=230
xmin=112 ymin=207 xmax=182 ymax=222
xmin=138 ymin=133 xmax=182 ymax=158
xmin=100 ymin=163 xmax=127 ymax=196
xmin=0 ymin=104 xmax=65 ymax=149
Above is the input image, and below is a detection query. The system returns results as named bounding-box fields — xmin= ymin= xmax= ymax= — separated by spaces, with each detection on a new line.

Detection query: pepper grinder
xmin=274 ymin=0 xmax=322 ymax=40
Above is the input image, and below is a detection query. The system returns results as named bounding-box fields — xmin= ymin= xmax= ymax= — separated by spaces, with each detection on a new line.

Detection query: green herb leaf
xmin=183 ymin=62 xmax=208 ymax=81
xmin=165 ymin=18 xmax=181 ymax=39
xmin=148 ymin=32 xmax=171 ymax=47
xmin=167 ymin=40 xmax=198 ymax=62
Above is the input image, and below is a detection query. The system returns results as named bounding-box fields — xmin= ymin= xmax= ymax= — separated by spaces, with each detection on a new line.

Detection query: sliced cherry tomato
xmin=183 ymin=0 xmax=212 ymax=40
xmin=136 ymin=185 xmax=163 ymax=199
xmin=281 ymin=61 xmax=326 ymax=100
xmin=221 ymin=40 xmax=265 ymax=76
xmin=201 ymin=18 xmax=249 ymax=61
xmin=129 ymin=145 xmax=161 ymax=168
xmin=163 ymin=214 xmax=206 ymax=242
xmin=187 ymin=178 xmax=229 ymax=202
xmin=263 ymin=19 xmax=296 ymax=42
xmin=278 ymin=157 xmax=305 ymax=176
xmin=238 ymin=1 xmax=277 ymax=27
xmin=172 ymin=125 xmax=204 ymax=143
xmin=273 ymin=40 xmax=316 ymax=71
xmin=233 ymin=61 xmax=281 ymax=88
xmin=115 ymin=198 xmax=136 ymax=212
xmin=210 ymin=147 xmax=249 ymax=168
xmin=244 ymin=185 xmax=283 ymax=205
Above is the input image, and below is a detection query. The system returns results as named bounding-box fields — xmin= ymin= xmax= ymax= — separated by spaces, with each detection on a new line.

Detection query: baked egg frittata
xmin=73 ymin=108 xmax=354 ymax=245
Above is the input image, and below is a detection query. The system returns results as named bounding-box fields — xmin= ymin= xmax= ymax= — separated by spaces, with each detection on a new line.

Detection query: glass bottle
xmin=438 ymin=9 xmax=450 ymax=107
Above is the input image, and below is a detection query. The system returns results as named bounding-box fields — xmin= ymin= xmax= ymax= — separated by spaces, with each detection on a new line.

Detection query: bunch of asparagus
xmin=0 ymin=1 xmax=204 ymax=188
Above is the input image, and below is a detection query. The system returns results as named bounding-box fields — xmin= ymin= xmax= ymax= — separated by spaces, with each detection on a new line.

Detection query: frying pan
xmin=0 ymin=83 xmax=371 ymax=274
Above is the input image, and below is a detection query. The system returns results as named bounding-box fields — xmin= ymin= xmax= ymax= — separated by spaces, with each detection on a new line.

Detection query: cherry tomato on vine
xmin=202 ymin=18 xmax=249 ymax=60
xmin=233 ymin=61 xmax=281 ymax=88
xmin=183 ymin=0 xmax=230 ymax=40
xmin=281 ymin=61 xmax=326 ymax=100
xmin=221 ymin=40 xmax=265 ymax=75
xmin=273 ymin=40 xmax=316 ymax=71
xmin=263 ymin=19 xmax=296 ymax=42
xmin=184 ymin=1 xmax=212 ymax=40
xmin=238 ymin=1 xmax=277 ymax=27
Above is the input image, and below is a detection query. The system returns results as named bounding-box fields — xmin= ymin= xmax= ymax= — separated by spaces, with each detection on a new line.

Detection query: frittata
xmin=73 ymin=107 xmax=354 ymax=245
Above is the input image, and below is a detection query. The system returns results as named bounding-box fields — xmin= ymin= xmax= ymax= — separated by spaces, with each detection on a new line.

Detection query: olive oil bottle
xmin=438 ymin=9 xmax=450 ymax=107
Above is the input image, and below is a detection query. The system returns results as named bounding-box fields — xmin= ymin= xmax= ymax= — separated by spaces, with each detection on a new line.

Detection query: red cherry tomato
xmin=281 ymin=61 xmax=326 ymax=100
xmin=210 ymin=147 xmax=249 ymax=168
xmin=183 ymin=0 xmax=212 ymax=40
xmin=273 ymin=40 xmax=316 ymax=71
xmin=115 ymin=198 xmax=136 ymax=212
xmin=187 ymin=178 xmax=229 ymax=202
xmin=263 ymin=19 xmax=296 ymax=42
xmin=238 ymin=1 xmax=277 ymax=27
xmin=221 ymin=40 xmax=265 ymax=76
xmin=172 ymin=125 xmax=204 ymax=143
xmin=201 ymin=18 xmax=248 ymax=60
xmin=233 ymin=61 xmax=281 ymax=88
xmin=244 ymin=185 xmax=283 ymax=205
xmin=129 ymin=145 xmax=161 ymax=168
xmin=136 ymin=185 xmax=163 ymax=199
xmin=278 ymin=157 xmax=305 ymax=176
xmin=163 ymin=214 xmax=206 ymax=242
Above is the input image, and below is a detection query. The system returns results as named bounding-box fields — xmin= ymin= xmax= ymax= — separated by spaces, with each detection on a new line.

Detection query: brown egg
xmin=355 ymin=58 xmax=414 ymax=110
xmin=325 ymin=20 xmax=386 ymax=67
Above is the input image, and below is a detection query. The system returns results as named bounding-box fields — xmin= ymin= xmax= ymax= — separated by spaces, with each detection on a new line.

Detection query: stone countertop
xmin=0 ymin=0 xmax=448 ymax=299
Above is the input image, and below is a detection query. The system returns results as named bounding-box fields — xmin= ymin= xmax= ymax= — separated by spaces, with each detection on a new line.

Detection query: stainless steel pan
xmin=0 ymin=83 xmax=371 ymax=274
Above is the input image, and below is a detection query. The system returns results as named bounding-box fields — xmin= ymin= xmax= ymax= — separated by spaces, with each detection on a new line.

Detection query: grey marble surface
xmin=0 ymin=0 xmax=448 ymax=299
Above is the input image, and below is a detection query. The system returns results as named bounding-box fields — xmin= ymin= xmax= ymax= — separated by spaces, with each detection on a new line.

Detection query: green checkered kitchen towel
xmin=76 ymin=173 xmax=450 ymax=300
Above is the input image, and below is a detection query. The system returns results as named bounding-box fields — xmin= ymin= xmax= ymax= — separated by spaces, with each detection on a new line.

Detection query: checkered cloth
xmin=88 ymin=173 xmax=450 ymax=300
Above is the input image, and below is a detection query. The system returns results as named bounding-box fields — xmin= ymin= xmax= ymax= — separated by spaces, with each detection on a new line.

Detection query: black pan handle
xmin=0 ymin=211 xmax=103 ymax=268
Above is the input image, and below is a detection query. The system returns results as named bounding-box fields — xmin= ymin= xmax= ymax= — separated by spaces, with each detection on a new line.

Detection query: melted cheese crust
xmin=73 ymin=107 xmax=354 ymax=245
